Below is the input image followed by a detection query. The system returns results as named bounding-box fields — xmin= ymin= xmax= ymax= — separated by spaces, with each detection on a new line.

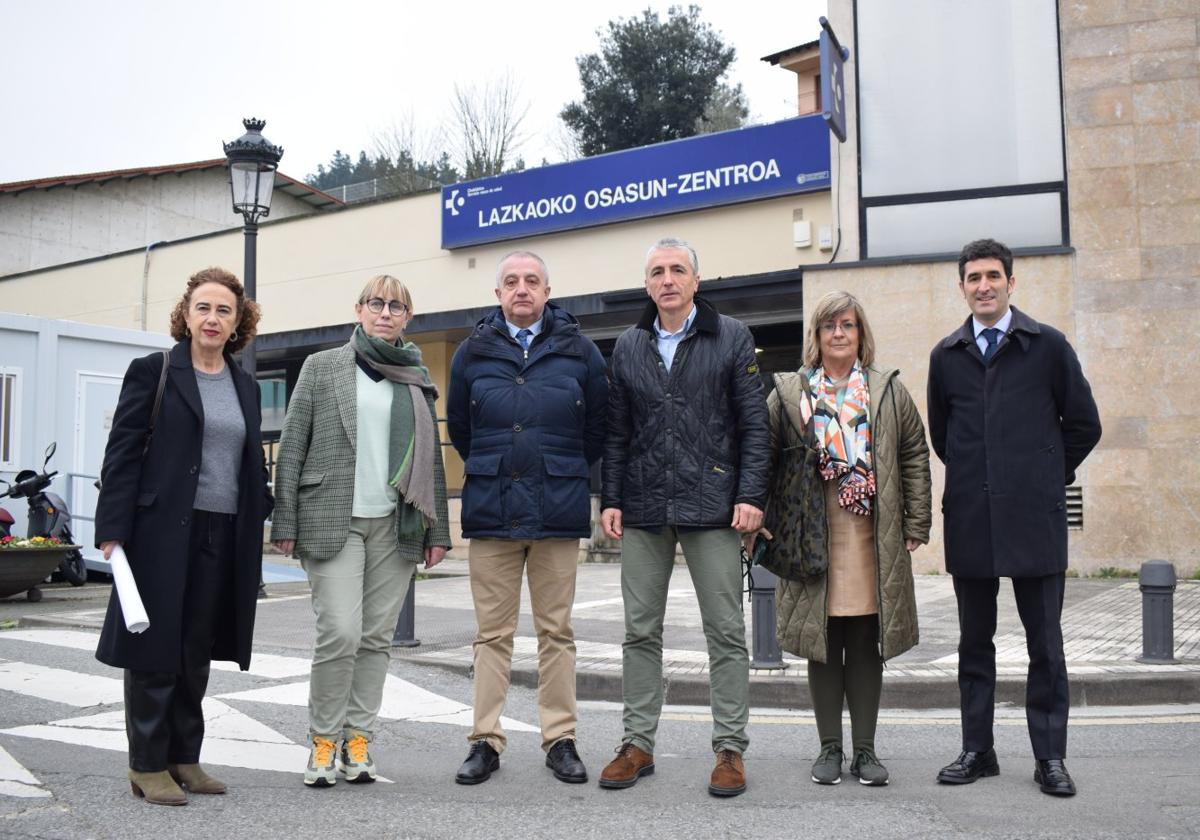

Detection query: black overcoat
xmin=94 ymin=341 xmax=272 ymax=673
xmin=927 ymin=307 xmax=1101 ymax=578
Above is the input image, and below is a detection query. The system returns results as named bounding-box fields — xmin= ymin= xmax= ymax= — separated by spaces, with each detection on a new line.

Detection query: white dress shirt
xmin=972 ymin=308 xmax=1014 ymax=355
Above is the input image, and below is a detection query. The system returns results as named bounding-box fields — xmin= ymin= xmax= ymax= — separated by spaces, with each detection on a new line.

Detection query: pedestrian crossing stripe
xmin=0 ymin=628 xmax=537 ymax=792
xmin=0 ymin=744 xmax=49 ymax=798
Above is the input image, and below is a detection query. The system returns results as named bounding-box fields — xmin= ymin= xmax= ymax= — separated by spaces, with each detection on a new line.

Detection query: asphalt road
xmin=0 ymin=629 xmax=1197 ymax=840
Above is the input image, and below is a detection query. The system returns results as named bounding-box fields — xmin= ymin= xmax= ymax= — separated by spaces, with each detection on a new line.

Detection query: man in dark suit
xmin=928 ymin=238 xmax=1101 ymax=797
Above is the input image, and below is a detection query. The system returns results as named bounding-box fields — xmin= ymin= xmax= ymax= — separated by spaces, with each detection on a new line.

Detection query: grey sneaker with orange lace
xmin=304 ymin=736 xmax=338 ymax=787
xmin=338 ymin=731 xmax=377 ymax=783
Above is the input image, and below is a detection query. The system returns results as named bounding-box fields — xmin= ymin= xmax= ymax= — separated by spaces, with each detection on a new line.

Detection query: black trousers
xmin=126 ymin=510 xmax=235 ymax=772
xmin=953 ymin=573 xmax=1069 ymax=760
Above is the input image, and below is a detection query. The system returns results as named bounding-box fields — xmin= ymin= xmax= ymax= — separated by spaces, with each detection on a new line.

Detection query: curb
xmin=396 ymin=655 xmax=1200 ymax=710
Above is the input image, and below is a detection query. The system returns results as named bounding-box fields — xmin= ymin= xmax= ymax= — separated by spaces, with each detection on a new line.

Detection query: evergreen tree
xmin=561 ymin=5 xmax=747 ymax=156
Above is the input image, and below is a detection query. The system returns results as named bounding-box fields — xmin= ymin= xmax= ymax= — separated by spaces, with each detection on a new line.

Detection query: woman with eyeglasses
xmin=272 ymin=275 xmax=451 ymax=787
xmin=763 ymin=290 xmax=931 ymax=787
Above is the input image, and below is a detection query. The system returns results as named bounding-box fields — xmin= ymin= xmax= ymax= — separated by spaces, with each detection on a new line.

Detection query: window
xmin=259 ymin=374 xmax=287 ymax=434
xmin=0 ymin=368 xmax=21 ymax=470
xmin=855 ymin=0 xmax=1067 ymax=257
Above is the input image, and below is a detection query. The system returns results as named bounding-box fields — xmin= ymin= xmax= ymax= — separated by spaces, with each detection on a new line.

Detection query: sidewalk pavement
xmin=7 ymin=556 xmax=1199 ymax=709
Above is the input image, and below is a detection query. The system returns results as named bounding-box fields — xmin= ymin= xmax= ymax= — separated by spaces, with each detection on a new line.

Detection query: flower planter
xmin=0 ymin=547 xmax=81 ymax=599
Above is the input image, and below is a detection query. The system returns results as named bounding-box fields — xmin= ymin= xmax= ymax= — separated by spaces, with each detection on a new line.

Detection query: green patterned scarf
xmin=351 ymin=326 xmax=440 ymax=539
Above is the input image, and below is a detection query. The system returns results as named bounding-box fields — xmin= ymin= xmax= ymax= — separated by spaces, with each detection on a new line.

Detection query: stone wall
xmin=804 ymin=255 xmax=1080 ymax=574
xmin=1060 ymin=0 xmax=1200 ymax=575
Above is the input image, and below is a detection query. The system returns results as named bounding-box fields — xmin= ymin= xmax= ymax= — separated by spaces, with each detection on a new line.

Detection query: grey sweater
xmin=193 ymin=366 xmax=245 ymax=514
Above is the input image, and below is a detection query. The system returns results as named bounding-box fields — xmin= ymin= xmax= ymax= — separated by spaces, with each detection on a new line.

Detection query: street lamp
xmin=222 ymin=117 xmax=283 ymax=379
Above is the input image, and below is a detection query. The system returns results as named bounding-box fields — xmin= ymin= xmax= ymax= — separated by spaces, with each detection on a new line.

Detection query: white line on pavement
xmin=0 ymin=629 xmax=312 ymax=680
xmin=0 ymin=698 xmax=366 ymax=779
xmin=217 ymin=674 xmax=539 ymax=732
xmin=0 ymin=744 xmax=49 ymax=798
xmin=0 ymin=661 xmax=124 ymax=706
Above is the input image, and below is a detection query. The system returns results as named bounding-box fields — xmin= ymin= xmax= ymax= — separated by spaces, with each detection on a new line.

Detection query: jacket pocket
xmin=298 ymin=471 xmax=326 ymax=490
xmin=542 ymin=452 xmax=591 ymax=531
xmin=135 ymin=491 xmax=157 ymax=508
xmin=701 ymin=457 xmax=737 ymax=522
xmin=462 ymin=452 xmax=505 ymax=531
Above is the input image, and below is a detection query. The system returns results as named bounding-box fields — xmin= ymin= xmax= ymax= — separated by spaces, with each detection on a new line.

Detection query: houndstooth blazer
xmin=272 ymin=343 xmax=451 ymax=562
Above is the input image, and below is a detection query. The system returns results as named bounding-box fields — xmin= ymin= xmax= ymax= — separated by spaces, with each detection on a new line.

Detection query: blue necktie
xmin=981 ymin=327 xmax=1001 ymax=363
xmin=516 ymin=328 xmax=531 ymax=350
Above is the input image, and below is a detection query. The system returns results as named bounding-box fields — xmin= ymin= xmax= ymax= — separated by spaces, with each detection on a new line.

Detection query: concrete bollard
xmin=391 ymin=574 xmax=421 ymax=648
xmin=748 ymin=564 xmax=787 ymax=670
xmin=1138 ymin=560 xmax=1176 ymax=664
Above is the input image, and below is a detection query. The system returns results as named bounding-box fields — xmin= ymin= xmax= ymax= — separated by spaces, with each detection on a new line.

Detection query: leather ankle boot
xmin=128 ymin=769 xmax=187 ymax=806
xmin=168 ymin=763 xmax=227 ymax=794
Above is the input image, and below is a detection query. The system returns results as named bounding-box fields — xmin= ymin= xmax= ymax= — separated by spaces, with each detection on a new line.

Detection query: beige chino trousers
xmin=468 ymin=538 xmax=580 ymax=753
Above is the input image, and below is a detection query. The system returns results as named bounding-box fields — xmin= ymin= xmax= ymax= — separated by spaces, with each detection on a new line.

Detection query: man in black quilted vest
xmin=598 ymin=237 xmax=770 ymax=797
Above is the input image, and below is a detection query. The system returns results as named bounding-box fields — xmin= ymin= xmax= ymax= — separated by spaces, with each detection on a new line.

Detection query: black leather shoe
xmin=455 ymin=741 xmax=499 ymax=785
xmin=936 ymin=748 xmax=1000 ymax=784
xmin=1034 ymin=759 xmax=1076 ymax=796
xmin=546 ymin=739 xmax=588 ymax=783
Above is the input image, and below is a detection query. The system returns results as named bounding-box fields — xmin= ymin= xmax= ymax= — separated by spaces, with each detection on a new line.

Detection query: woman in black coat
xmin=94 ymin=267 xmax=272 ymax=806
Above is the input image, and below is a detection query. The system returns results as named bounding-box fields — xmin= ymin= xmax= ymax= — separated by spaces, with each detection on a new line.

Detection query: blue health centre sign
xmin=441 ymin=115 xmax=831 ymax=249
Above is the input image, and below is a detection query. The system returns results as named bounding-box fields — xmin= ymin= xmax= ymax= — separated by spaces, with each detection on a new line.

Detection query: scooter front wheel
xmin=59 ymin=549 xmax=87 ymax=587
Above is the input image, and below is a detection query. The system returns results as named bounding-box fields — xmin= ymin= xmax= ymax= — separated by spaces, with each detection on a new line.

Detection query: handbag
xmin=94 ymin=350 xmax=169 ymax=491
xmin=755 ymin=372 xmax=829 ymax=582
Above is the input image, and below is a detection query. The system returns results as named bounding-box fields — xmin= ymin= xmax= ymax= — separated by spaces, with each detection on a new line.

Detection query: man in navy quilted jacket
xmin=447 ymin=250 xmax=608 ymax=786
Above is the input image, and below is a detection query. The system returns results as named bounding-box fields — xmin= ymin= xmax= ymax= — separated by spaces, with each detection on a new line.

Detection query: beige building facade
xmin=0 ymin=0 xmax=1195 ymax=575
xmin=0 ymin=161 xmax=334 ymax=277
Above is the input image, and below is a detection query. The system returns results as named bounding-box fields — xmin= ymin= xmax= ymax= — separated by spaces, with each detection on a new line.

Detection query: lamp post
xmin=222 ymin=117 xmax=283 ymax=379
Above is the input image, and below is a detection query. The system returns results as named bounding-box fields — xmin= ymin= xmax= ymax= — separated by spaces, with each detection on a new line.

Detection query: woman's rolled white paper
xmin=109 ymin=545 xmax=149 ymax=633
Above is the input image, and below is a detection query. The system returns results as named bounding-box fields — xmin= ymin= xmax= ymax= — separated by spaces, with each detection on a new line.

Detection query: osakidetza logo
xmin=444 ymin=189 xmax=465 ymax=216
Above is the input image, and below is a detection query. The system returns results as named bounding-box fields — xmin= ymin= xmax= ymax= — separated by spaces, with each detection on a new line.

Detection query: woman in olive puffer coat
xmin=768 ymin=290 xmax=931 ymax=788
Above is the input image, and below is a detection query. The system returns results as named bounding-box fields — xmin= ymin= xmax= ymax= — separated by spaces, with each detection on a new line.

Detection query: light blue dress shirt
xmin=972 ymin=308 xmax=1013 ymax=355
xmin=506 ymin=317 xmax=544 ymax=342
xmin=653 ymin=305 xmax=697 ymax=373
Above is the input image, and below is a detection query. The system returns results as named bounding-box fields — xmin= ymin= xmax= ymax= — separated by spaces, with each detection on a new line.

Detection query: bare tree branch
xmin=451 ymin=73 xmax=529 ymax=179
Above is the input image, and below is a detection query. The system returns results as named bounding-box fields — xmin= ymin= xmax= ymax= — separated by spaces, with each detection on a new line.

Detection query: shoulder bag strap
xmin=142 ymin=350 xmax=169 ymax=456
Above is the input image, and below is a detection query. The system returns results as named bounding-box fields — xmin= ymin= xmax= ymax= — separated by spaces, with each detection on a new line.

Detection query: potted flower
xmin=0 ymin=535 xmax=84 ymax=600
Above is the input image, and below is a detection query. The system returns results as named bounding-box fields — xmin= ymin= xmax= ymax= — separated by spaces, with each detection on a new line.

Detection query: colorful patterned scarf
xmin=808 ymin=363 xmax=875 ymax=515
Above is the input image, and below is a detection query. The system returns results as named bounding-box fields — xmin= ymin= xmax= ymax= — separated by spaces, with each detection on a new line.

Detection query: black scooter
xmin=0 ymin=442 xmax=87 ymax=586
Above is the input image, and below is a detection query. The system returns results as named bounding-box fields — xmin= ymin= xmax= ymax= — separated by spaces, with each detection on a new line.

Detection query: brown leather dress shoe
xmin=708 ymin=750 xmax=746 ymax=797
xmin=598 ymin=743 xmax=655 ymax=789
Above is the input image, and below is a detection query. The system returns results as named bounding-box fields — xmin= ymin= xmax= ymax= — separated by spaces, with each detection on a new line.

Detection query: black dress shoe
xmin=546 ymin=739 xmax=588 ymax=783
xmin=936 ymin=748 xmax=1000 ymax=784
xmin=455 ymin=741 xmax=499 ymax=785
xmin=1034 ymin=759 xmax=1076 ymax=796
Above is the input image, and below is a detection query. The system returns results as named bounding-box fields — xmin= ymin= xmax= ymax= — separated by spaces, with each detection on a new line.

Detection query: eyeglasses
xmin=363 ymin=298 xmax=408 ymax=316
xmin=818 ymin=320 xmax=859 ymax=335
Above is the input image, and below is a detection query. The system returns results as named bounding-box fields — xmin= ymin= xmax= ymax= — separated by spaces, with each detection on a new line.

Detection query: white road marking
xmin=254 ymin=594 xmax=313 ymax=605
xmin=0 ymin=629 xmax=311 ymax=679
xmin=573 ymin=591 xmax=693 ymax=611
xmin=218 ymin=674 xmax=539 ymax=732
xmin=0 ymin=629 xmax=102 ymax=651
xmin=0 ymin=744 xmax=50 ymax=798
xmin=0 ymin=661 xmax=124 ymax=706
xmin=211 ymin=654 xmax=312 ymax=680
xmin=0 ymin=698 xmax=388 ymax=779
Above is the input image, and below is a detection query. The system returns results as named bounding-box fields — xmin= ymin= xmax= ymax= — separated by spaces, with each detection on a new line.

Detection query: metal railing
xmin=319 ymin=178 xmax=400 ymax=204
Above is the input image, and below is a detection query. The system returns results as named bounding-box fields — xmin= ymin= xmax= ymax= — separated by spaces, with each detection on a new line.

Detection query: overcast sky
xmin=0 ymin=0 xmax=824 ymax=185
